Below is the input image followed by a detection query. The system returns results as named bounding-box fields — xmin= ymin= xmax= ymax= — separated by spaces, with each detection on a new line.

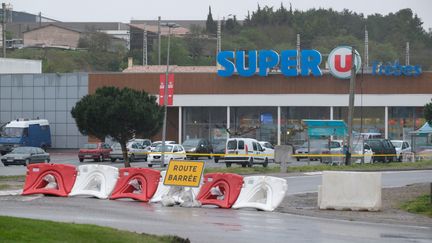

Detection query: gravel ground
xmin=276 ymin=183 xmax=432 ymax=227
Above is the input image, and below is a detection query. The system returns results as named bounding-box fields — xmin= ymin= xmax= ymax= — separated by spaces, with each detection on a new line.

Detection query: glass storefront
xmin=182 ymin=107 xmax=227 ymax=143
xmin=281 ymin=107 xmax=330 ymax=146
xmin=333 ymin=107 xmax=385 ymax=135
xmin=181 ymin=106 xmax=424 ymax=146
xmin=230 ymin=107 xmax=277 ymax=145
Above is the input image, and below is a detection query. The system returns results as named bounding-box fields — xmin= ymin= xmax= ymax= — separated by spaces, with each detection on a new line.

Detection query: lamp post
xmin=161 ymin=22 xmax=179 ymax=167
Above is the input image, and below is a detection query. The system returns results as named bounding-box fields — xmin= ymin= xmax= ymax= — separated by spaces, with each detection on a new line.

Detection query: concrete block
xmin=318 ymin=171 xmax=381 ymax=211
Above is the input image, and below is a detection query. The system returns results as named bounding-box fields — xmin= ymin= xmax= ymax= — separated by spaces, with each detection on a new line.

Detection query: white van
xmin=224 ymin=138 xmax=269 ymax=168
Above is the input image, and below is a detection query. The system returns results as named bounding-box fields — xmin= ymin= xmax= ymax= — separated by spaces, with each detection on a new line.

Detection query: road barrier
xmin=232 ymin=176 xmax=287 ymax=211
xmin=318 ymin=171 xmax=382 ymax=211
xmin=22 ymin=163 xmax=77 ymax=197
xmin=110 ymin=168 xmax=160 ymax=202
xmin=20 ymin=163 xmax=288 ymax=212
xmin=69 ymin=164 xmax=119 ymax=199
xmin=196 ymin=173 xmax=243 ymax=208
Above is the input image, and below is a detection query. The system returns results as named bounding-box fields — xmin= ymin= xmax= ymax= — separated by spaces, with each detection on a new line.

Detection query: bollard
xmin=275 ymin=145 xmax=293 ymax=173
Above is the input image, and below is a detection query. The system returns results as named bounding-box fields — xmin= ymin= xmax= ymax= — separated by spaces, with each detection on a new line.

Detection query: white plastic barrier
xmin=232 ymin=176 xmax=288 ymax=212
xmin=318 ymin=171 xmax=382 ymax=211
xmin=150 ymin=171 xmax=170 ymax=203
xmin=69 ymin=164 xmax=119 ymax=199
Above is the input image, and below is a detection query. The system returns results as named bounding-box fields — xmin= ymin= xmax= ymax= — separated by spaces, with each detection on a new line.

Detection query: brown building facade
xmin=89 ymin=70 xmax=432 ymax=147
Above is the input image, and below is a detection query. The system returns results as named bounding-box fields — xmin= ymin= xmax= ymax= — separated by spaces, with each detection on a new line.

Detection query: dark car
xmin=78 ymin=142 xmax=112 ymax=162
xmin=212 ymin=139 xmax=226 ymax=163
xmin=182 ymin=138 xmax=213 ymax=160
xmin=1 ymin=146 xmax=50 ymax=166
xmin=365 ymin=139 xmax=397 ymax=163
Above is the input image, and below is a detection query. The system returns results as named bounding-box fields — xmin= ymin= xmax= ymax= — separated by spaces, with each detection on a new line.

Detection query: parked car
xmin=365 ymin=139 xmax=397 ymax=163
xmin=182 ymin=138 xmax=213 ymax=160
xmin=1 ymin=146 xmax=50 ymax=166
xmin=258 ymin=141 xmax=275 ymax=161
xmin=149 ymin=140 xmax=176 ymax=151
xmin=212 ymin=139 xmax=226 ymax=163
xmin=321 ymin=140 xmax=344 ymax=164
xmin=294 ymin=140 xmax=329 ymax=162
xmin=109 ymin=141 xmax=150 ymax=162
xmin=390 ymin=140 xmax=411 ymax=162
xmin=147 ymin=144 xmax=186 ymax=167
xmin=78 ymin=142 xmax=112 ymax=162
xmin=129 ymin=138 xmax=152 ymax=149
xmin=224 ymin=138 xmax=269 ymax=168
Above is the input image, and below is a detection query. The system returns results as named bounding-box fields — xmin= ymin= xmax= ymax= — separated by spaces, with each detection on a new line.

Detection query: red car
xmin=78 ymin=143 xmax=112 ymax=162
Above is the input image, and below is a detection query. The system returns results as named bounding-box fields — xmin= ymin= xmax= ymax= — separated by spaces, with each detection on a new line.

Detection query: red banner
xmin=159 ymin=74 xmax=175 ymax=106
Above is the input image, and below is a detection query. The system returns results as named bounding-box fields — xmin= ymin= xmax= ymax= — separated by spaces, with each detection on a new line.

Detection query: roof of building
xmin=129 ymin=24 xmax=189 ymax=36
xmin=23 ymin=23 xmax=82 ymax=34
xmin=123 ymin=65 xmax=217 ymax=73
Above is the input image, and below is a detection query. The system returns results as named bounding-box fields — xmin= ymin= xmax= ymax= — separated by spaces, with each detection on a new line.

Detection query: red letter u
xmin=335 ymin=54 xmax=352 ymax=72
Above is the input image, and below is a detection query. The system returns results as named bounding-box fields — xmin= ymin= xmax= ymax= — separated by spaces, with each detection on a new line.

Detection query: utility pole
xmin=346 ymin=47 xmax=356 ymax=166
xmin=158 ymin=16 xmax=161 ymax=65
xmin=2 ymin=3 xmax=6 ymax=58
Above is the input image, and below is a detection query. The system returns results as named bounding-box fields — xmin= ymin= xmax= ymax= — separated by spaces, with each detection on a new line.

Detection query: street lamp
xmin=161 ymin=22 xmax=179 ymax=167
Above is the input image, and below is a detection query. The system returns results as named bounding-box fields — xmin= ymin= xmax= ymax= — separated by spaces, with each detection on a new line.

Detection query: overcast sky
xmin=8 ymin=0 xmax=432 ymax=31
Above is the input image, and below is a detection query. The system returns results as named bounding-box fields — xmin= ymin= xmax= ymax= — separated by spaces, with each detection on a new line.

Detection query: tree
xmin=424 ymin=99 xmax=432 ymax=125
xmin=71 ymin=87 xmax=164 ymax=167
xmin=205 ymin=6 xmax=217 ymax=34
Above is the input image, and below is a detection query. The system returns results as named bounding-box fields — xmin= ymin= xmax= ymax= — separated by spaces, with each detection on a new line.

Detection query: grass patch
xmin=0 ymin=216 xmax=189 ymax=243
xmin=0 ymin=175 xmax=25 ymax=182
xmin=400 ymin=195 xmax=432 ymax=217
xmin=0 ymin=184 xmax=15 ymax=190
xmin=204 ymin=160 xmax=432 ymax=174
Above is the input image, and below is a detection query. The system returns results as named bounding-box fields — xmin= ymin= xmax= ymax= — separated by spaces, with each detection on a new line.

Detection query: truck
xmin=0 ymin=119 xmax=51 ymax=155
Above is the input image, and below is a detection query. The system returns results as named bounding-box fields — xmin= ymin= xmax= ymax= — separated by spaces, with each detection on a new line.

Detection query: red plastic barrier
xmin=110 ymin=168 xmax=160 ymax=202
xmin=22 ymin=163 xmax=77 ymax=197
xmin=196 ymin=173 xmax=244 ymax=208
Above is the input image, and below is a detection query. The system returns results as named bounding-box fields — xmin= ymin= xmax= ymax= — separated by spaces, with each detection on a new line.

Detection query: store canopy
xmin=302 ymin=119 xmax=347 ymax=137
xmin=410 ymin=122 xmax=432 ymax=135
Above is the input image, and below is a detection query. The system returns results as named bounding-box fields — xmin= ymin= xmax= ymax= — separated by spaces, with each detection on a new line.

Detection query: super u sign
xmin=327 ymin=46 xmax=362 ymax=79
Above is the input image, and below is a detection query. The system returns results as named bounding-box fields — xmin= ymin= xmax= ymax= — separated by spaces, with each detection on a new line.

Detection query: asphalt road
xmin=0 ymin=166 xmax=431 ymax=242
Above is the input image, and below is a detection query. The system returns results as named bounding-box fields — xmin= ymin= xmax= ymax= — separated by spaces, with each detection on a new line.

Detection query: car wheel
xmin=296 ymin=158 xmax=300 ymax=161
xmin=248 ymin=158 xmax=253 ymax=167
xmin=263 ymin=158 xmax=268 ymax=168
xmin=79 ymin=158 xmax=84 ymax=163
xmin=214 ymin=157 xmax=219 ymax=163
xmin=241 ymin=163 xmax=247 ymax=168
xmin=225 ymin=162 xmax=231 ymax=168
xmin=110 ymin=158 xmax=116 ymax=162
xmin=148 ymin=164 xmax=153 ymax=168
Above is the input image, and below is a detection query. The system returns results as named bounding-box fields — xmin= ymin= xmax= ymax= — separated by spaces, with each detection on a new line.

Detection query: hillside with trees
xmin=7 ymin=5 xmax=432 ymax=72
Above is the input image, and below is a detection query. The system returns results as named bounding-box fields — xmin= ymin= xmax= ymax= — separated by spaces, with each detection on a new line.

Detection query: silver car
xmin=1 ymin=146 xmax=50 ymax=166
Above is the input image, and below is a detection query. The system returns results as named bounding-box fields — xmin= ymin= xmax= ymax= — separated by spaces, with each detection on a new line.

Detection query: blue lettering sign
xmin=217 ymin=49 xmax=322 ymax=77
xmin=372 ymin=61 xmax=422 ymax=77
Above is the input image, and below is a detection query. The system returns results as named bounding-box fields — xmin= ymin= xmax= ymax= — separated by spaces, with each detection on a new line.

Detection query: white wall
xmin=0 ymin=58 xmax=42 ymax=74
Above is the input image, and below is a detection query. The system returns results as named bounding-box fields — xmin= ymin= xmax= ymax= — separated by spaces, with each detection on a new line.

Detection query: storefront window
xmin=281 ymin=107 xmax=330 ymax=146
xmin=230 ymin=107 xmax=277 ymax=145
xmin=388 ymin=107 xmax=425 ymax=140
xmin=182 ymin=107 xmax=227 ymax=143
xmin=333 ymin=107 xmax=385 ymax=135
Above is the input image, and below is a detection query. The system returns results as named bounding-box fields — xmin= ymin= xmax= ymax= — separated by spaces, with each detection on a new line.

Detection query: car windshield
xmin=11 ymin=147 xmax=33 ymax=154
xmin=391 ymin=141 xmax=403 ymax=148
xmin=227 ymin=140 xmax=237 ymax=150
xmin=1 ymin=127 xmax=25 ymax=137
xmin=154 ymin=145 xmax=173 ymax=152
xmin=367 ymin=140 xmax=382 ymax=148
xmin=183 ymin=139 xmax=200 ymax=146
xmin=82 ymin=144 xmax=98 ymax=149
xmin=151 ymin=142 xmax=162 ymax=147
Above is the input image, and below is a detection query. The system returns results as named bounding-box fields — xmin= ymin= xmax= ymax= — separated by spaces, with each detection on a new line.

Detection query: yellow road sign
xmin=163 ymin=160 xmax=205 ymax=187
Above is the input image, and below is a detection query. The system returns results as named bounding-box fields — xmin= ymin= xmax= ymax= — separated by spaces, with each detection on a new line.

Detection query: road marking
xmin=303 ymin=172 xmax=323 ymax=176
xmin=0 ymin=189 xmax=23 ymax=196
